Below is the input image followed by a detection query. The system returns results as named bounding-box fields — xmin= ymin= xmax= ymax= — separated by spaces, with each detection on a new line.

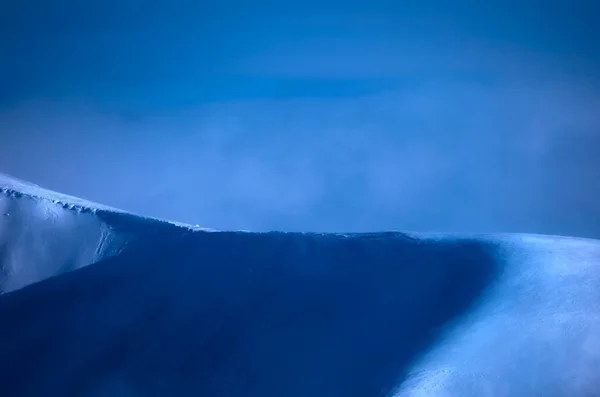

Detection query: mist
xmin=1 ymin=1 xmax=599 ymax=237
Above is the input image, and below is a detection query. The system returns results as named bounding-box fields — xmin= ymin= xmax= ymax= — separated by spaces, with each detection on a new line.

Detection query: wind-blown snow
xmin=0 ymin=173 xmax=599 ymax=396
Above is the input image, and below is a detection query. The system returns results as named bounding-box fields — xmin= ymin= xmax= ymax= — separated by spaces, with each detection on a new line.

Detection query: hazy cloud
xmin=1 ymin=74 xmax=599 ymax=237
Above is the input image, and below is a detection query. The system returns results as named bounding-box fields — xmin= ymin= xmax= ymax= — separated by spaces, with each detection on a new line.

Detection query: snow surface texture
xmin=0 ymin=173 xmax=211 ymax=293
xmin=0 ymin=173 xmax=599 ymax=396
xmin=0 ymin=175 xmax=123 ymax=293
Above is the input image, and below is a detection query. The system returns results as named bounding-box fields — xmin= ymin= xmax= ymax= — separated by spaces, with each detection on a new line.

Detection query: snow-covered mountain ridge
xmin=1 ymin=173 xmax=599 ymax=396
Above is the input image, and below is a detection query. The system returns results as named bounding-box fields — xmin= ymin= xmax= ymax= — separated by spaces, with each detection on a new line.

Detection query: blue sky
xmin=1 ymin=1 xmax=600 ymax=236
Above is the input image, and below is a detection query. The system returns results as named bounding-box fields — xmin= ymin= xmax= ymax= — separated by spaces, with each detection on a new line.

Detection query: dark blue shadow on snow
xmin=0 ymin=220 xmax=500 ymax=397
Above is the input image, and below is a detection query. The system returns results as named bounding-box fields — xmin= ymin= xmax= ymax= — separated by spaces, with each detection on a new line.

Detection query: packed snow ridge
xmin=0 ymin=173 xmax=214 ymax=293
xmin=1 ymin=172 xmax=599 ymax=396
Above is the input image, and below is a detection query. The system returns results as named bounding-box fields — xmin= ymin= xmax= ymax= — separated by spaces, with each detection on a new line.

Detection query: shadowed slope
xmin=0 ymin=228 xmax=498 ymax=397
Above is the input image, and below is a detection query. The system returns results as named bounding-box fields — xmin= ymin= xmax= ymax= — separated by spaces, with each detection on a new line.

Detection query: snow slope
xmin=0 ymin=173 xmax=210 ymax=293
xmin=0 ymin=173 xmax=599 ymax=396
xmin=0 ymin=173 xmax=125 ymax=293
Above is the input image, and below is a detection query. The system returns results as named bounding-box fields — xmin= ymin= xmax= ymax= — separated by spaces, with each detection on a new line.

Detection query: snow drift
xmin=0 ymin=173 xmax=599 ymax=396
